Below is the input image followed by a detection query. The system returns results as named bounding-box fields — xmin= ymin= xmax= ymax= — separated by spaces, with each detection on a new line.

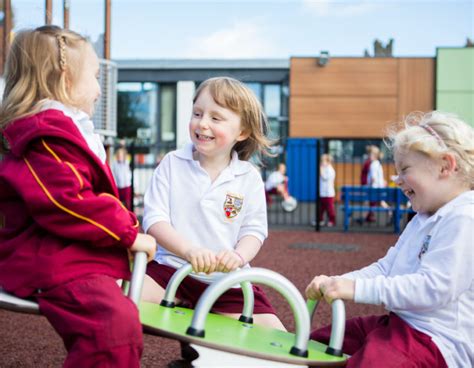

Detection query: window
xmin=117 ymin=82 xmax=158 ymax=144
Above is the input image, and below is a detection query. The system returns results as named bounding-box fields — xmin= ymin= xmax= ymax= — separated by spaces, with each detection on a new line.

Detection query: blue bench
xmin=340 ymin=186 xmax=413 ymax=233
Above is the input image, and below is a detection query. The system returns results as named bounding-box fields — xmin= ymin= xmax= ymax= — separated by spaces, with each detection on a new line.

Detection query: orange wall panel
xmin=290 ymin=57 xmax=435 ymax=138
xmin=398 ymin=58 xmax=435 ymax=118
xmin=291 ymin=96 xmax=398 ymax=137
xmin=291 ymin=57 xmax=398 ymax=96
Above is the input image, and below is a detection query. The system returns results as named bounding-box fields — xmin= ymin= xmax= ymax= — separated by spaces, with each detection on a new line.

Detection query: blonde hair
xmin=321 ymin=153 xmax=333 ymax=164
xmin=193 ymin=77 xmax=273 ymax=161
xmin=387 ymin=111 xmax=474 ymax=188
xmin=0 ymin=26 xmax=88 ymax=133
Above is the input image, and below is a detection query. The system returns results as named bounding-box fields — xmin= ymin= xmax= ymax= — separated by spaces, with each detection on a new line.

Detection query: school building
xmin=116 ymin=47 xmax=473 ymax=205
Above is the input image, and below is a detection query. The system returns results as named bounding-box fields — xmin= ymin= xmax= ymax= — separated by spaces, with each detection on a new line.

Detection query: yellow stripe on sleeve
xmin=99 ymin=192 xmax=127 ymax=210
xmin=65 ymin=162 xmax=84 ymax=189
xmin=24 ymin=157 xmax=121 ymax=241
xmin=42 ymin=140 xmax=62 ymax=163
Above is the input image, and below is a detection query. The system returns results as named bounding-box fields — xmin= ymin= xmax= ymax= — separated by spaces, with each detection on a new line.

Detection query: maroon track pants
xmin=311 ymin=313 xmax=447 ymax=367
xmin=319 ymin=196 xmax=336 ymax=224
xmin=37 ymin=275 xmax=143 ymax=368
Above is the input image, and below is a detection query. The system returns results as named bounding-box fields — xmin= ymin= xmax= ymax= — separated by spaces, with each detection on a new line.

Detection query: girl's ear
xmin=236 ymin=129 xmax=250 ymax=142
xmin=439 ymin=153 xmax=457 ymax=177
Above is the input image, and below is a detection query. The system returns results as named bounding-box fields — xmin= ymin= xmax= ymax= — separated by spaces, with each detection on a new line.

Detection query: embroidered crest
xmin=223 ymin=192 xmax=244 ymax=219
xmin=418 ymin=235 xmax=431 ymax=260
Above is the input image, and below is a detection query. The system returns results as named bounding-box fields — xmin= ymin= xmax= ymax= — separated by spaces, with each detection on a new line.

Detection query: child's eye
xmin=212 ymin=116 xmax=221 ymax=121
xmin=192 ymin=111 xmax=201 ymax=117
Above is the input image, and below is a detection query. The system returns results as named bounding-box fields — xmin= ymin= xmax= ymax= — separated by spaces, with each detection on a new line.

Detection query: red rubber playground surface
xmin=0 ymin=230 xmax=396 ymax=367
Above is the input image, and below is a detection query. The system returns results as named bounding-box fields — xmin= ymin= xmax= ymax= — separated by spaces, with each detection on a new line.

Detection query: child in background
xmin=142 ymin=77 xmax=285 ymax=330
xmin=111 ymin=143 xmax=133 ymax=210
xmin=0 ymin=26 xmax=156 ymax=367
xmin=265 ymin=162 xmax=291 ymax=201
xmin=360 ymin=144 xmax=373 ymax=185
xmin=319 ymin=153 xmax=336 ymax=227
xmin=366 ymin=145 xmax=388 ymax=222
xmin=306 ymin=111 xmax=474 ymax=367
xmin=265 ymin=162 xmax=297 ymax=212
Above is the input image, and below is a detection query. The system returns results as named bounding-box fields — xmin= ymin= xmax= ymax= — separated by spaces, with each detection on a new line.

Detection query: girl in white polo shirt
xmin=142 ymin=77 xmax=285 ymax=330
xmin=306 ymin=111 xmax=473 ymax=367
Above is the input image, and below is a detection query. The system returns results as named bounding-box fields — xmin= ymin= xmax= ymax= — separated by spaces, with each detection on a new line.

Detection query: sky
xmin=11 ymin=0 xmax=474 ymax=60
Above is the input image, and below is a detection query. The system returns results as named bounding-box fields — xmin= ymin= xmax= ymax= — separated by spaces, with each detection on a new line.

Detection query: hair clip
xmin=420 ymin=123 xmax=446 ymax=149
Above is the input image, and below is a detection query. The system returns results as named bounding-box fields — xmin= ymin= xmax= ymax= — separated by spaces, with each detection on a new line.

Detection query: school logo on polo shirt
xmin=418 ymin=235 xmax=431 ymax=260
xmin=224 ymin=192 xmax=243 ymax=219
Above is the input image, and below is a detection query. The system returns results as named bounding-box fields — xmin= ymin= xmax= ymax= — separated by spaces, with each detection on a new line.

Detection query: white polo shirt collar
xmin=415 ymin=190 xmax=473 ymax=228
xmin=175 ymin=143 xmax=252 ymax=177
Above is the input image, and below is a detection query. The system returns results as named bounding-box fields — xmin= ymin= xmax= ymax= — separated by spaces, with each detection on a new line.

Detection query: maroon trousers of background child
xmin=118 ymin=186 xmax=133 ymax=210
xmin=37 ymin=275 xmax=143 ymax=368
xmin=311 ymin=313 xmax=447 ymax=368
xmin=319 ymin=197 xmax=336 ymax=225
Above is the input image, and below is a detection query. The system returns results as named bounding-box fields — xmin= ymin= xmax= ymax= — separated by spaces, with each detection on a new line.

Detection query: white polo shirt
xmin=143 ymin=143 xmax=268 ymax=283
xmin=343 ymin=190 xmax=474 ymax=367
xmin=319 ymin=165 xmax=336 ymax=197
xmin=367 ymin=160 xmax=385 ymax=188
xmin=265 ymin=171 xmax=285 ymax=191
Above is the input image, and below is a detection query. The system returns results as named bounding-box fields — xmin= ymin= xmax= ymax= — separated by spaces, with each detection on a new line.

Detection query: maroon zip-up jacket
xmin=0 ymin=109 xmax=139 ymax=297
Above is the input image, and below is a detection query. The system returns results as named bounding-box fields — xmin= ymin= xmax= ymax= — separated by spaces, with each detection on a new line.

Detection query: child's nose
xmin=198 ymin=117 xmax=209 ymax=129
xmin=394 ymin=175 xmax=402 ymax=185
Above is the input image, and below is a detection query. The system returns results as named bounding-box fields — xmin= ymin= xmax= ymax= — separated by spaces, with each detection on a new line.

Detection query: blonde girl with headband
xmin=0 ymin=26 xmax=156 ymax=367
xmin=142 ymin=77 xmax=286 ymax=330
xmin=305 ymin=111 xmax=473 ymax=367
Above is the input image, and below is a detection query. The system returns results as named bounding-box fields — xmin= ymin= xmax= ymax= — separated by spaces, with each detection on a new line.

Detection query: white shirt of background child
xmin=319 ymin=165 xmax=336 ymax=197
xmin=143 ymin=143 xmax=268 ymax=283
xmin=367 ymin=160 xmax=385 ymax=188
xmin=265 ymin=171 xmax=285 ymax=191
xmin=111 ymin=160 xmax=132 ymax=189
xmin=343 ymin=191 xmax=474 ymax=368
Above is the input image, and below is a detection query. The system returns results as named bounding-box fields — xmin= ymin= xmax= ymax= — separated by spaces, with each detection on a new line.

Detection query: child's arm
xmin=143 ymin=154 xmax=218 ymax=274
xmin=215 ymin=235 xmax=262 ymax=272
xmin=19 ymin=138 xmax=139 ymax=249
xmin=352 ymin=215 xmax=473 ymax=311
xmin=146 ymin=221 xmax=217 ymax=274
xmin=305 ymin=232 xmax=405 ymax=302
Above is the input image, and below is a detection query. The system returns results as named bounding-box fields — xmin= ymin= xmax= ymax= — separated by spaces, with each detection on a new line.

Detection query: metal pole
xmin=129 ymin=141 xmax=135 ymax=213
xmin=1 ymin=0 xmax=12 ymax=75
xmin=104 ymin=0 xmax=111 ymax=59
xmin=315 ymin=139 xmax=322 ymax=231
xmin=63 ymin=0 xmax=70 ymax=29
xmin=45 ymin=0 xmax=53 ymax=25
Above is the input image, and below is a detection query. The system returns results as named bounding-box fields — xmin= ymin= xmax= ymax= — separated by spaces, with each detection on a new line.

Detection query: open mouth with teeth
xmin=195 ymin=132 xmax=215 ymax=141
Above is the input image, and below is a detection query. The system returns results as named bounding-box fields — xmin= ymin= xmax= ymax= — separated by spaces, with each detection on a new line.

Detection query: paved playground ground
xmin=0 ymin=230 xmax=397 ymax=367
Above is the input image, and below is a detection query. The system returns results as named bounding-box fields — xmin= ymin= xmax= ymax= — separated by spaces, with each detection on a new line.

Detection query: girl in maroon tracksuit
xmin=0 ymin=26 xmax=156 ymax=367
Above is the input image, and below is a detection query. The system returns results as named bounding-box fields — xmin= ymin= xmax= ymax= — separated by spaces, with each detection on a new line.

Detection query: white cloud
xmin=184 ymin=20 xmax=278 ymax=58
xmin=302 ymin=0 xmax=380 ymax=17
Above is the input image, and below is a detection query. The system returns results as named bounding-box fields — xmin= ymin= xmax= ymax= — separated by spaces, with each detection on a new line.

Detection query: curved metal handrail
xmin=159 ymin=263 xmax=255 ymax=323
xmin=186 ymin=268 xmax=311 ymax=357
xmin=307 ymin=298 xmax=345 ymax=356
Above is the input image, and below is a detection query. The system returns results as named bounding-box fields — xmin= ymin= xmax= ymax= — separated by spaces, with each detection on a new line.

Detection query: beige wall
xmin=290 ymin=57 xmax=434 ymax=138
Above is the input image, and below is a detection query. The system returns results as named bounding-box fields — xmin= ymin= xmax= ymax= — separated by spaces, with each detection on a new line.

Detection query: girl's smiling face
xmin=189 ymin=86 xmax=248 ymax=160
xmin=394 ymin=149 xmax=444 ymax=215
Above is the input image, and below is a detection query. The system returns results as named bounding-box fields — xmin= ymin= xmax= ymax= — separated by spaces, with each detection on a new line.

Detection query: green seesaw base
xmin=140 ymin=302 xmax=347 ymax=367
